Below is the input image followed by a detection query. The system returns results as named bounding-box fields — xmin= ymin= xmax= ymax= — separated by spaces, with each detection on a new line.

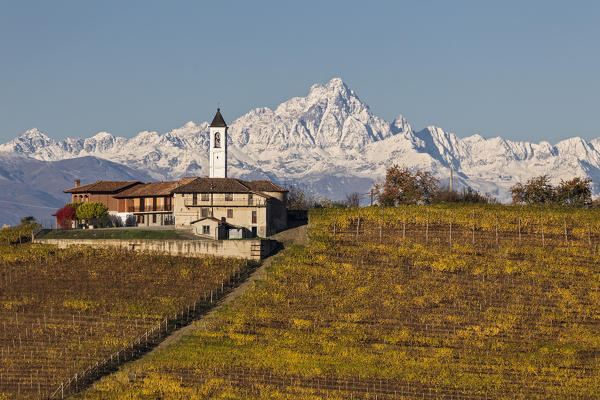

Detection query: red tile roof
xmin=114 ymin=178 xmax=197 ymax=198
xmin=246 ymin=180 xmax=288 ymax=192
xmin=64 ymin=181 xmax=141 ymax=194
xmin=174 ymin=177 xmax=288 ymax=194
xmin=174 ymin=178 xmax=253 ymax=194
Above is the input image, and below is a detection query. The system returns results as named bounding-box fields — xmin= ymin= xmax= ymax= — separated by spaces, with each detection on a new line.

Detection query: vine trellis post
xmin=587 ymin=224 xmax=591 ymax=247
xmin=540 ymin=212 xmax=545 ymax=247
xmin=449 ymin=213 xmax=453 ymax=248
xmin=425 ymin=212 xmax=429 ymax=246
xmin=402 ymin=208 xmax=406 ymax=239
xmin=333 ymin=222 xmax=336 ymax=243
xmin=471 ymin=208 xmax=475 ymax=246
xmin=495 ymin=216 xmax=499 ymax=249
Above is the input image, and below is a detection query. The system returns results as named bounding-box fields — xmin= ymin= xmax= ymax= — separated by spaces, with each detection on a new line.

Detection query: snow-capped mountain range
xmin=1 ymin=77 xmax=599 ymax=224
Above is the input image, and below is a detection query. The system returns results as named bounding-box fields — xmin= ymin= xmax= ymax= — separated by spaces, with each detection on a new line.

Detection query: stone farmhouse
xmin=62 ymin=109 xmax=288 ymax=238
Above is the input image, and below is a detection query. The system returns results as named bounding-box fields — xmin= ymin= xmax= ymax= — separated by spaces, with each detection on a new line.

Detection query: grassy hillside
xmin=0 ymin=238 xmax=249 ymax=399
xmin=41 ymin=228 xmax=192 ymax=240
xmin=77 ymin=205 xmax=600 ymax=399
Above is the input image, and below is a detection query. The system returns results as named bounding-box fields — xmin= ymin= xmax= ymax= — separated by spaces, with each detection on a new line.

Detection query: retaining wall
xmin=33 ymin=238 xmax=278 ymax=260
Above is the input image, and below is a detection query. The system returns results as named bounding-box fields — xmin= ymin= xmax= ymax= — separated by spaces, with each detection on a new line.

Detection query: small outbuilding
xmin=190 ymin=217 xmax=252 ymax=240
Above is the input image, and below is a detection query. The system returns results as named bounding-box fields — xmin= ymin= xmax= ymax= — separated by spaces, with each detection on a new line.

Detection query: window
xmin=248 ymin=193 xmax=253 ymax=205
xmin=192 ymin=193 xmax=197 ymax=205
xmin=202 ymin=225 xmax=210 ymax=235
xmin=227 ymin=209 xmax=233 ymax=218
xmin=225 ymin=193 xmax=233 ymax=201
xmin=214 ymin=132 xmax=221 ymax=148
xmin=201 ymin=193 xmax=209 ymax=201
xmin=201 ymin=208 xmax=209 ymax=218
xmin=252 ymin=210 xmax=257 ymax=224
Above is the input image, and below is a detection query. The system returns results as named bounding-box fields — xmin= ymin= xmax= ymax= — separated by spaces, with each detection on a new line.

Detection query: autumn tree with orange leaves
xmin=374 ymin=165 xmax=439 ymax=206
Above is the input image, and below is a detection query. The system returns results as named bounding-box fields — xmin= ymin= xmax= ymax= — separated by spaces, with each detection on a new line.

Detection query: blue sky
xmin=0 ymin=1 xmax=598 ymax=143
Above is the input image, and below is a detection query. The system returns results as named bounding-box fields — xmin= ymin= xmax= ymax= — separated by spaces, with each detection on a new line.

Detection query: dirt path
xmin=150 ymin=223 xmax=308 ymax=353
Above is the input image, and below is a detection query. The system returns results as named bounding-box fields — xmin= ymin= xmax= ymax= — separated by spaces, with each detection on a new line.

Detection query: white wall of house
xmin=174 ymin=192 xmax=270 ymax=237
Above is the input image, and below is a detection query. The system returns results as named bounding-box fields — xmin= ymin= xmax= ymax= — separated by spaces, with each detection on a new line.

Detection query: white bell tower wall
xmin=209 ymin=126 xmax=227 ymax=178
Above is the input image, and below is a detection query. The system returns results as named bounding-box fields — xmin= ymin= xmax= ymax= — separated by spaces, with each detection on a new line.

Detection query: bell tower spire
xmin=209 ymin=108 xmax=227 ymax=178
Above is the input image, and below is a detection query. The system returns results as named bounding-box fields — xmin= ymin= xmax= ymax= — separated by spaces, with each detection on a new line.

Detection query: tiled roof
xmin=174 ymin=178 xmax=253 ymax=194
xmin=64 ymin=181 xmax=141 ymax=194
xmin=174 ymin=177 xmax=287 ymax=195
xmin=178 ymin=177 xmax=196 ymax=185
xmin=246 ymin=180 xmax=288 ymax=192
xmin=114 ymin=178 xmax=195 ymax=198
xmin=210 ymin=108 xmax=227 ymax=127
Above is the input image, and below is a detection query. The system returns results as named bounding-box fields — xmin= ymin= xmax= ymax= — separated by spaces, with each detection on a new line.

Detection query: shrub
xmin=511 ymin=175 xmax=592 ymax=206
xmin=76 ymin=202 xmax=109 ymax=223
xmin=56 ymin=205 xmax=77 ymax=229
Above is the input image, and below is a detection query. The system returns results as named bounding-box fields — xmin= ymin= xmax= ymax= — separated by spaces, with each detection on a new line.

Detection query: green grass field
xmin=41 ymin=228 xmax=192 ymax=240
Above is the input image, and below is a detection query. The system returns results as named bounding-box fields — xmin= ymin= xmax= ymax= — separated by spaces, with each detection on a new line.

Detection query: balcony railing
xmin=126 ymin=206 xmax=172 ymax=213
xmin=183 ymin=200 xmax=265 ymax=207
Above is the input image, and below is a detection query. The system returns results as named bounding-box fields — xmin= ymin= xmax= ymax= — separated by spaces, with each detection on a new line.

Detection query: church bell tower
xmin=209 ymin=108 xmax=227 ymax=178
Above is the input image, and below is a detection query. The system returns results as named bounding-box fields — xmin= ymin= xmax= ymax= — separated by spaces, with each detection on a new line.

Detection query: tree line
xmin=287 ymin=165 xmax=596 ymax=209
xmin=509 ymin=175 xmax=592 ymax=206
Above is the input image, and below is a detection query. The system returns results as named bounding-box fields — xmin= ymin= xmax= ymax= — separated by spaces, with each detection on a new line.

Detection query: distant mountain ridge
xmin=1 ymin=77 xmax=599 ymax=225
xmin=0 ymin=154 xmax=153 ymax=225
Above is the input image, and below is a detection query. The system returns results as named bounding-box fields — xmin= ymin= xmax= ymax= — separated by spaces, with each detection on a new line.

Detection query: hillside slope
xmin=0 ymin=154 xmax=152 ymax=225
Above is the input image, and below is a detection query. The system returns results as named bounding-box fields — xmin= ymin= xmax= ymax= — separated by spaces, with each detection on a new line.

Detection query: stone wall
xmin=33 ymin=238 xmax=279 ymax=260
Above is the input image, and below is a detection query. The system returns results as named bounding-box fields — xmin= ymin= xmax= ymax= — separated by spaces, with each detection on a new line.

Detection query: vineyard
xmin=76 ymin=204 xmax=600 ymax=399
xmin=0 ymin=233 xmax=251 ymax=400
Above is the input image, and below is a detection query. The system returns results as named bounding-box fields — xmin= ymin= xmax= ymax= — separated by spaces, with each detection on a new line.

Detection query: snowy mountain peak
xmin=391 ymin=114 xmax=411 ymax=135
xmin=91 ymin=131 xmax=114 ymax=140
xmin=0 ymin=128 xmax=55 ymax=155
xmin=20 ymin=128 xmax=50 ymax=140
xmin=1 ymin=78 xmax=600 ymax=205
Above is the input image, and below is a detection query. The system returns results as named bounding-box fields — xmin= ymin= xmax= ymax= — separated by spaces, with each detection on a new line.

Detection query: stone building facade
xmin=61 ymin=109 xmax=288 ymax=238
xmin=172 ymin=177 xmax=287 ymax=238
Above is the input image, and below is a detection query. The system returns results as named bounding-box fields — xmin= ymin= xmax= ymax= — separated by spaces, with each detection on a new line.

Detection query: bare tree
xmin=345 ymin=192 xmax=361 ymax=207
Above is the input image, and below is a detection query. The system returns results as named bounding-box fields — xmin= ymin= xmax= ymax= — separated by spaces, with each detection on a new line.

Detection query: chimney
xmin=75 ymin=179 xmax=81 ymax=188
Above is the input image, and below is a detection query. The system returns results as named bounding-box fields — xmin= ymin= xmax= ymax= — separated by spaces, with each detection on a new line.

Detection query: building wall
xmin=174 ymin=193 xmax=270 ymax=237
xmin=71 ymin=193 xmax=120 ymax=211
xmin=135 ymin=212 xmax=173 ymax=227
xmin=191 ymin=219 xmax=225 ymax=239
xmin=34 ymin=238 xmax=279 ymax=260
xmin=262 ymin=191 xmax=288 ymax=204
xmin=266 ymin=198 xmax=288 ymax=235
xmin=209 ymin=127 xmax=227 ymax=178
xmin=175 ymin=192 xmax=268 ymax=209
